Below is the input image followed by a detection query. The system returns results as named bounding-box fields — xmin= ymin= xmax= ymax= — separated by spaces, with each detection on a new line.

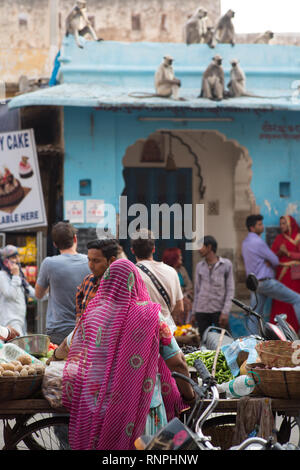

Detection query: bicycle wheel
xmin=202 ymin=414 xmax=236 ymax=450
xmin=3 ymin=416 xmax=70 ymax=450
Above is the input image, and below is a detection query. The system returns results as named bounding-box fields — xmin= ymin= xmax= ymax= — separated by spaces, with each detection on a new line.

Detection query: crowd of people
xmin=0 ymin=214 xmax=300 ymax=449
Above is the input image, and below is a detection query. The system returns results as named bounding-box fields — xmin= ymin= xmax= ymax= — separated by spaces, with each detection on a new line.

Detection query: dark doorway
xmin=122 ymin=167 xmax=193 ymax=278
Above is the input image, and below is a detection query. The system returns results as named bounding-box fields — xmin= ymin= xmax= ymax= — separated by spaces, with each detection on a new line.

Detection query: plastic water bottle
xmin=217 ymin=375 xmax=255 ymax=398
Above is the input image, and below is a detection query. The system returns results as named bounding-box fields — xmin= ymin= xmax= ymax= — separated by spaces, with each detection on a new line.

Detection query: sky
xmin=221 ymin=0 xmax=300 ymax=33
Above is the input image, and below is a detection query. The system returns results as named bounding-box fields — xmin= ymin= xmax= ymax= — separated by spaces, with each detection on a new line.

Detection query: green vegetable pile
xmin=185 ymin=349 xmax=234 ymax=385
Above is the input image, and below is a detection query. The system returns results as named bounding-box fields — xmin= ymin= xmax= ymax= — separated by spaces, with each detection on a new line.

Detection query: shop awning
xmin=8 ymin=82 xmax=300 ymax=112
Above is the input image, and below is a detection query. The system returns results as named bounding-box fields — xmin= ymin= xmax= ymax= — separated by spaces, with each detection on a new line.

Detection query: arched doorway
xmin=121 ymin=129 xmax=258 ymax=297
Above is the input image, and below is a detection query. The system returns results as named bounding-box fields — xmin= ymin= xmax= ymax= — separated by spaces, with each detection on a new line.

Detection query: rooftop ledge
xmin=8 ymin=82 xmax=300 ymax=111
xmin=8 ymin=39 xmax=300 ymax=111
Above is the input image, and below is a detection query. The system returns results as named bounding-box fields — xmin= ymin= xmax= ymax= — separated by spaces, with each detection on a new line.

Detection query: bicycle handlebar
xmin=172 ymin=371 xmax=208 ymax=400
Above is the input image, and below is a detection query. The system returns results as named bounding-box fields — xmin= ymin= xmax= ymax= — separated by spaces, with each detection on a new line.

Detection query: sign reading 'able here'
xmin=0 ymin=129 xmax=47 ymax=230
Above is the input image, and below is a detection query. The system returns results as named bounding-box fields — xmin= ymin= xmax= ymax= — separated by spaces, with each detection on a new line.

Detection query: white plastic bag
xmin=42 ymin=361 xmax=66 ymax=408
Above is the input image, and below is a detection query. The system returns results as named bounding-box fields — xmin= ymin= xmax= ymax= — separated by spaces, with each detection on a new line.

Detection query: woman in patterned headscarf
xmin=270 ymin=215 xmax=300 ymax=332
xmin=62 ymin=258 xmax=194 ymax=450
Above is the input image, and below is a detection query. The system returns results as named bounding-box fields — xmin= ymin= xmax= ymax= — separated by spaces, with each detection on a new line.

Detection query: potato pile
xmin=0 ymin=355 xmax=45 ymax=378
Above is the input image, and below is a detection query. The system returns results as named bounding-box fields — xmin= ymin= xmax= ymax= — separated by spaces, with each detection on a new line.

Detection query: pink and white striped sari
xmin=62 ymin=259 xmax=184 ymax=450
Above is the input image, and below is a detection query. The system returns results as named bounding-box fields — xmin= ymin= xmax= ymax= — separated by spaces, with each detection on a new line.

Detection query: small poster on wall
xmin=86 ymin=199 xmax=105 ymax=223
xmin=0 ymin=129 xmax=47 ymax=230
xmin=65 ymin=200 xmax=84 ymax=224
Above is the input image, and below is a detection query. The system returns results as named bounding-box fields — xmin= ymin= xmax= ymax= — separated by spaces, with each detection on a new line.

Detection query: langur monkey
xmin=200 ymin=54 xmax=224 ymax=101
xmin=226 ymin=59 xmax=280 ymax=98
xmin=254 ymin=31 xmax=274 ymax=44
xmin=154 ymin=56 xmax=182 ymax=99
xmin=183 ymin=7 xmax=208 ymax=45
xmin=213 ymin=9 xmax=235 ymax=46
xmin=128 ymin=56 xmax=184 ymax=100
xmin=205 ymin=26 xmax=215 ymax=48
xmin=227 ymin=59 xmax=246 ymax=97
xmin=65 ymin=0 xmax=102 ymax=48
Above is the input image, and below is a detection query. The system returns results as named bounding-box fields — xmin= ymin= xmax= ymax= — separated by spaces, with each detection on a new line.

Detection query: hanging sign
xmin=0 ymin=129 xmax=47 ymax=230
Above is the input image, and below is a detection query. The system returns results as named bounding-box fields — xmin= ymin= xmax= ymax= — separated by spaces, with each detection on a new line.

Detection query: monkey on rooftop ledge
xmin=65 ymin=0 xmax=103 ymax=48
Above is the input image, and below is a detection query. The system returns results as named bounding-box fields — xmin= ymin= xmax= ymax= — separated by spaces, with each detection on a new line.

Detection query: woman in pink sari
xmin=62 ymin=258 xmax=194 ymax=450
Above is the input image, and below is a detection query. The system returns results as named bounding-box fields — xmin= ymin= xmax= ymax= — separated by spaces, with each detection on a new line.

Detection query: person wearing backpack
xmin=130 ymin=229 xmax=184 ymax=333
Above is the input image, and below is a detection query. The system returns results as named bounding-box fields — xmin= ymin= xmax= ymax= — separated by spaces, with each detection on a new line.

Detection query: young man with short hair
xmin=242 ymin=214 xmax=300 ymax=334
xmin=75 ymin=238 xmax=119 ymax=322
xmin=48 ymin=238 xmax=119 ymax=362
xmin=35 ymin=221 xmax=91 ymax=345
xmin=130 ymin=229 xmax=184 ymax=332
xmin=191 ymin=235 xmax=234 ymax=337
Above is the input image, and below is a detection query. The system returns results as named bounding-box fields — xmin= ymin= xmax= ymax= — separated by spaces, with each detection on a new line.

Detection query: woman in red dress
xmin=270 ymin=215 xmax=300 ymax=333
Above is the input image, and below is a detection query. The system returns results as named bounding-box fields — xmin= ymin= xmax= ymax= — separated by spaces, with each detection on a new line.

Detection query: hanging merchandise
xmin=18 ymin=236 xmax=37 ymax=265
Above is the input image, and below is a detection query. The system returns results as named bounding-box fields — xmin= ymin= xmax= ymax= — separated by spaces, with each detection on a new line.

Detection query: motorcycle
xmin=199 ymin=273 xmax=298 ymax=351
xmin=231 ymin=273 xmax=299 ymax=342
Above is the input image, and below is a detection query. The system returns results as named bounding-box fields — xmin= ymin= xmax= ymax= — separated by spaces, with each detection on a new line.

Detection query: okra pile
xmin=185 ymin=349 xmax=233 ymax=384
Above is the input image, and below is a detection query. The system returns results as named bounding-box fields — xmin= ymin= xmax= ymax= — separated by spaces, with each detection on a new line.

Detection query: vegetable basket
xmin=246 ymin=363 xmax=300 ymax=399
xmin=255 ymin=340 xmax=300 ymax=368
xmin=0 ymin=375 xmax=42 ymax=402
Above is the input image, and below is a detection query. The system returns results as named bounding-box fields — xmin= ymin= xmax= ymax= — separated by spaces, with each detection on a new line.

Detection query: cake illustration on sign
xmin=0 ymin=167 xmax=25 ymax=209
xmin=19 ymin=156 xmax=33 ymax=179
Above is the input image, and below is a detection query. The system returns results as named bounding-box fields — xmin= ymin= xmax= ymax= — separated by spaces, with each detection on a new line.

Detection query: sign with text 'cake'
xmin=0 ymin=129 xmax=47 ymax=230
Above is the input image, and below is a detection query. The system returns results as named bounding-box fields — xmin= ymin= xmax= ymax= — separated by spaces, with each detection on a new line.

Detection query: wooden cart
xmin=0 ymin=398 xmax=69 ymax=450
xmin=0 ymin=397 xmax=299 ymax=450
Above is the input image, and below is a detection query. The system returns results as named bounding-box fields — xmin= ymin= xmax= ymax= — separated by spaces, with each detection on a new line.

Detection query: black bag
xmin=136 ymin=263 xmax=172 ymax=312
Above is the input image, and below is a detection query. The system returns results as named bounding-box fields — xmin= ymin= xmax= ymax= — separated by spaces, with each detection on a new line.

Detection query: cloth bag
xmin=42 ymin=361 xmax=66 ymax=409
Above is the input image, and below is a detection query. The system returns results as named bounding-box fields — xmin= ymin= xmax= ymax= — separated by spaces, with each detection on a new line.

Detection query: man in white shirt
xmin=130 ymin=229 xmax=184 ymax=332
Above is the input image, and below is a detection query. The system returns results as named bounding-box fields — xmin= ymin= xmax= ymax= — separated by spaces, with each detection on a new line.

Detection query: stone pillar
xmin=234 ymin=150 xmax=259 ymax=299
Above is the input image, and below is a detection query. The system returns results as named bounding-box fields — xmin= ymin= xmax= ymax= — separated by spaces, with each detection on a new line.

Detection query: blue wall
xmin=60 ymin=37 xmax=300 ymax=92
xmin=61 ymin=39 xmax=300 ymax=230
xmin=64 ymin=104 xmax=300 ymax=230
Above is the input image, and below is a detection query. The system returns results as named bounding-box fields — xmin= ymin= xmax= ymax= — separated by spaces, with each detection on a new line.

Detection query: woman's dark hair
xmin=87 ymin=239 xmax=119 ymax=261
xmin=203 ymin=235 xmax=217 ymax=253
xmin=162 ymin=247 xmax=181 ymax=268
xmin=130 ymin=229 xmax=155 ymax=259
xmin=51 ymin=222 xmax=78 ymax=250
xmin=246 ymin=214 xmax=263 ymax=231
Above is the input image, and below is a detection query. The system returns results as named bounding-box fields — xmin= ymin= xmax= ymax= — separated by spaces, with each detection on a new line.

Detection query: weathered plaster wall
xmin=0 ymin=0 xmax=220 ymax=83
xmin=57 ymin=0 xmax=220 ymax=43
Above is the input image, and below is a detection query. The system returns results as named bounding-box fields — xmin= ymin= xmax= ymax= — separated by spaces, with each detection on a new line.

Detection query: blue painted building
xmin=8 ymin=36 xmax=300 ymax=293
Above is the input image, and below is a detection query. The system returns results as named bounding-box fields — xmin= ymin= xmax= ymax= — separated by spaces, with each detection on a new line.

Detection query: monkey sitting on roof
xmin=128 ymin=55 xmax=185 ymax=101
xmin=183 ymin=7 xmax=208 ymax=45
xmin=254 ymin=31 xmax=274 ymax=44
xmin=213 ymin=9 xmax=235 ymax=47
xmin=65 ymin=0 xmax=103 ymax=48
xmin=199 ymin=54 xmax=225 ymax=101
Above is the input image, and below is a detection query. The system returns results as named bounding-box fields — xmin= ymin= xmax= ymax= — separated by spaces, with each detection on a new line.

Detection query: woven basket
xmin=0 ymin=375 xmax=42 ymax=402
xmin=175 ymin=334 xmax=200 ymax=346
xmin=246 ymin=364 xmax=300 ymax=399
xmin=255 ymin=340 xmax=300 ymax=368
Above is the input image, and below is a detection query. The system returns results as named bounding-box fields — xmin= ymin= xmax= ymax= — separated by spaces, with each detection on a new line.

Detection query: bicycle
xmin=135 ymin=358 xmax=299 ymax=450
